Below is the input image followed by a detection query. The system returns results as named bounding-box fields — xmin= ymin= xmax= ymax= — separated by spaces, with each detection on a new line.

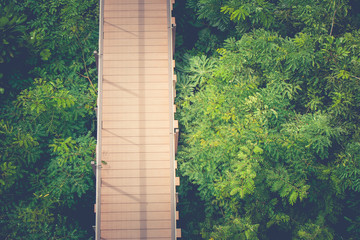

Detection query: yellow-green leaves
xmin=221 ymin=6 xmax=249 ymax=21
xmin=0 ymin=162 xmax=16 ymax=191
xmin=267 ymin=167 xmax=310 ymax=205
xmin=209 ymin=217 xmax=260 ymax=240
xmin=49 ymin=137 xmax=76 ymax=166
xmin=17 ymin=78 xmax=75 ymax=115
xmin=50 ymin=137 xmax=76 ymax=154
xmin=253 ymin=146 xmax=263 ymax=155
xmin=266 ymin=212 xmax=290 ymax=228
xmin=220 ymin=1 xmax=275 ymax=29
xmin=40 ymin=49 xmax=51 ymax=61
xmin=11 ymin=132 xmax=40 ymax=163
xmin=13 ymin=132 xmax=39 ymax=149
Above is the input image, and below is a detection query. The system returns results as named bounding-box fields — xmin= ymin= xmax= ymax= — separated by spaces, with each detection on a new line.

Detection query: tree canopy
xmin=0 ymin=0 xmax=98 ymax=238
xmin=0 ymin=0 xmax=359 ymax=239
xmin=174 ymin=0 xmax=360 ymax=239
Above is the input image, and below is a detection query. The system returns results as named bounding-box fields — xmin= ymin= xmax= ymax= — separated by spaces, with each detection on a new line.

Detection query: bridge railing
xmin=95 ymin=0 xmax=104 ymax=239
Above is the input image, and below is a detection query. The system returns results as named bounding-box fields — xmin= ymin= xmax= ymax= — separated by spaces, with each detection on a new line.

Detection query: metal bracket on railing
xmin=91 ymin=161 xmax=96 ymax=175
xmin=93 ymin=51 xmax=99 ymax=70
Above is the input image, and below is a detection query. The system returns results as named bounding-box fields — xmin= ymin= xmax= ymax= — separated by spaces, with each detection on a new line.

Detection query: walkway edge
xmin=95 ymin=0 xmax=104 ymax=239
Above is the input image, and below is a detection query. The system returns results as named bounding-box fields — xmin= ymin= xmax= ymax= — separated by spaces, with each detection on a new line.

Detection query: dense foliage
xmin=1 ymin=0 xmax=359 ymax=239
xmin=0 ymin=0 xmax=98 ymax=238
xmin=174 ymin=0 xmax=360 ymax=239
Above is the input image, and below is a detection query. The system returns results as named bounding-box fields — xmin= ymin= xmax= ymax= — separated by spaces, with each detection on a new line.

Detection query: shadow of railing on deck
xmin=103 ymin=78 xmax=139 ymax=97
xmin=103 ymin=129 xmax=140 ymax=146
xmin=102 ymin=181 xmax=141 ymax=202
xmin=104 ymin=21 xmax=139 ymax=37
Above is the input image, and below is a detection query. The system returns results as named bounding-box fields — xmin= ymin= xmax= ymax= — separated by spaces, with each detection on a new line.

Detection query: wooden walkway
xmin=95 ymin=0 xmax=179 ymax=239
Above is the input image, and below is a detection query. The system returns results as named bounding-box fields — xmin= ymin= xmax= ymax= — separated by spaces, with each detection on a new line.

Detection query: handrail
xmin=95 ymin=0 xmax=104 ymax=239
xmin=168 ymin=0 xmax=177 ymax=239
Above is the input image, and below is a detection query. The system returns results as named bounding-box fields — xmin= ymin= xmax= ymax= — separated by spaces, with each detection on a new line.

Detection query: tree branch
xmin=330 ymin=1 xmax=338 ymax=36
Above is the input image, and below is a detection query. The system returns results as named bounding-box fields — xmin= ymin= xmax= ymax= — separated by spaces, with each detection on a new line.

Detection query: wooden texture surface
xmin=100 ymin=0 xmax=176 ymax=239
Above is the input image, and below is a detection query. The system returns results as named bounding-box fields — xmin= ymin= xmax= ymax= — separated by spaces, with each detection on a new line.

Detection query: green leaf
xmin=289 ymin=191 xmax=298 ymax=205
xmin=253 ymin=146 xmax=263 ymax=154
xmin=40 ymin=49 xmax=51 ymax=61
xmin=230 ymin=188 xmax=238 ymax=196
xmin=0 ymin=17 xmax=9 ymax=27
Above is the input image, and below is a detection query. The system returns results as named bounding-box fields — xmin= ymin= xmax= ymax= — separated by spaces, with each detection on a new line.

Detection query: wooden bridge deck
xmin=95 ymin=0 xmax=178 ymax=239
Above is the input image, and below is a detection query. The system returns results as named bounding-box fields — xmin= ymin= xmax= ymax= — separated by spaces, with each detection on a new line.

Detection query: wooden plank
xmin=103 ymin=113 xmax=169 ymax=121
xmin=101 ymin=89 xmax=169 ymax=98
xmin=103 ymin=60 xmax=168 ymax=68
xmin=103 ymin=67 xmax=168 ymax=75
xmin=101 ymin=169 xmax=170 ymax=178
xmin=101 ymin=202 xmax=171 ymax=212
xmin=103 ymin=75 xmax=168 ymax=83
xmin=102 ymin=98 xmax=168 ymax=106
xmin=102 ymin=144 xmax=169 ymax=153
xmin=101 ymin=229 xmax=171 ymax=239
xmin=103 ymin=97 xmax=169 ymax=105
xmin=102 ymin=83 xmax=168 ymax=92
xmin=103 ymin=45 xmax=168 ymax=54
xmin=104 ymin=24 xmax=166 ymax=33
xmin=101 ymin=194 xmax=170 ymax=204
xmin=101 ymin=186 xmax=170 ymax=196
xmin=102 ymin=144 xmax=170 ymax=153
xmin=101 ymin=211 xmax=170 ymax=222
xmin=103 ymin=160 xmax=170 ymax=170
xmin=101 ymin=152 xmax=170 ymax=161
xmin=103 ymin=53 xmax=168 ymax=61
xmin=105 ymin=0 xmax=167 ymax=4
xmin=103 ymin=106 xmax=169 ymax=116
xmin=102 ymin=31 xmax=168 ymax=39
xmin=101 ymin=220 xmax=171 ymax=230
xmin=104 ymin=18 xmax=166 ymax=25
xmin=102 ymin=136 xmax=169 ymax=145
xmin=104 ymin=10 xmax=167 ymax=18
xmin=102 ymin=177 xmax=171 ymax=186
xmin=101 ymin=128 xmax=169 ymax=137
xmin=103 ymin=120 xmax=169 ymax=129
xmin=104 ymin=4 xmax=167 ymax=11
xmin=103 ymin=38 xmax=168 ymax=46
xmin=102 ymin=82 xmax=169 ymax=90
xmin=101 ymin=89 xmax=169 ymax=99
